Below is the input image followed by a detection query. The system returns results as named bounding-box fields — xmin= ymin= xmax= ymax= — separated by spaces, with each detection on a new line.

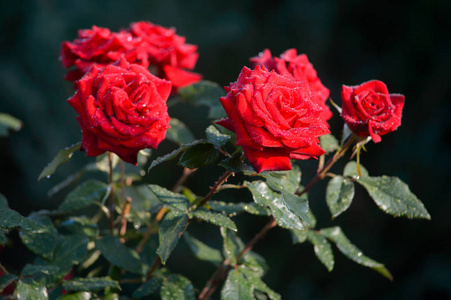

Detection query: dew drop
xmin=46 ymin=175 xmax=51 ymax=179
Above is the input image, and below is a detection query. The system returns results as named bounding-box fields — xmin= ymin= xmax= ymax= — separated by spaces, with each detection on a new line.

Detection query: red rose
xmin=250 ymin=49 xmax=333 ymax=127
xmin=217 ymin=66 xmax=329 ymax=173
xmin=68 ymin=58 xmax=171 ymax=164
xmin=60 ymin=25 xmax=149 ymax=81
xmin=341 ymin=80 xmax=404 ymax=143
xmin=128 ymin=21 xmax=202 ymax=89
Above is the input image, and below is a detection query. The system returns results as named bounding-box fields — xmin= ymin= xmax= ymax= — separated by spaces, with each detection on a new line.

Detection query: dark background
xmin=0 ymin=0 xmax=450 ymax=299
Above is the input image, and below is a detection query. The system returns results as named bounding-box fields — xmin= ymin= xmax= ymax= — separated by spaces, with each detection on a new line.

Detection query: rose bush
xmin=251 ymin=49 xmax=333 ymax=127
xmin=217 ymin=65 xmax=329 ymax=173
xmin=60 ymin=26 xmax=149 ymax=81
xmin=341 ymin=80 xmax=404 ymax=143
xmin=67 ymin=58 xmax=171 ymax=164
xmin=128 ymin=21 xmax=202 ymax=89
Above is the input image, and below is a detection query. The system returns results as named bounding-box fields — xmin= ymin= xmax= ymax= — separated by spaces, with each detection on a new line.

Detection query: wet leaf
xmin=96 ymin=235 xmax=144 ymax=275
xmin=320 ymin=226 xmax=392 ymax=279
xmin=192 ymin=207 xmax=237 ymax=231
xmin=281 ymin=191 xmax=310 ymax=226
xmin=263 ymin=165 xmax=301 ymax=194
xmin=160 ymin=274 xmax=195 ymax=300
xmin=19 ymin=214 xmax=57 ymax=259
xmin=0 ymin=208 xmax=46 ymax=233
xmin=183 ymin=232 xmax=223 ymax=265
xmin=290 ymin=229 xmax=307 ymax=244
xmin=140 ymin=234 xmax=159 ymax=267
xmin=133 ymin=276 xmax=164 ymax=298
xmin=149 ymin=184 xmax=189 ymax=213
xmin=241 ymin=251 xmax=268 ymax=276
xmin=178 ymin=143 xmax=220 ymax=169
xmin=320 ymin=134 xmax=339 ymax=154
xmin=326 ymin=176 xmax=355 ymax=219
xmin=59 ymin=216 xmax=98 ymax=238
xmin=21 ymin=264 xmax=59 ymax=277
xmin=167 ymin=118 xmax=195 ymax=145
xmin=306 ymin=230 xmax=334 ymax=272
xmin=16 ymin=278 xmax=48 ymax=300
xmin=206 ymin=125 xmax=230 ymax=147
xmin=343 ymin=161 xmax=368 ymax=178
xmin=38 ymin=142 xmax=80 ymax=181
xmin=357 ymin=176 xmax=430 ymax=219
xmin=179 ymin=80 xmax=226 ymax=119
xmin=59 ymin=180 xmax=108 ymax=212
xmin=221 ymin=269 xmax=254 ymax=300
xmin=59 ymin=292 xmax=93 ymax=300
xmin=148 ymin=140 xmax=204 ymax=170
xmin=62 ymin=277 xmax=120 ymax=292
xmin=240 ymin=266 xmax=281 ymax=300
xmin=220 ymin=227 xmax=243 ymax=266
xmin=158 ymin=210 xmax=189 ymax=264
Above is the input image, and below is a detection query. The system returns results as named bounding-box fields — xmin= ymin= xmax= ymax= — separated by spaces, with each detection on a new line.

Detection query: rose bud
xmin=60 ymin=25 xmax=149 ymax=81
xmin=127 ymin=21 xmax=202 ymax=89
xmin=217 ymin=66 xmax=329 ymax=173
xmin=68 ymin=58 xmax=171 ymax=164
xmin=341 ymin=80 xmax=404 ymax=143
xmin=251 ymin=49 xmax=332 ymax=127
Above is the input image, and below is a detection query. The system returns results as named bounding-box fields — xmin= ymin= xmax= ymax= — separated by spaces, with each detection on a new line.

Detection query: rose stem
xmin=108 ymin=152 xmax=115 ymax=234
xmin=198 ymin=135 xmax=357 ymax=299
xmin=118 ymin=197 xmax=132 ymax=242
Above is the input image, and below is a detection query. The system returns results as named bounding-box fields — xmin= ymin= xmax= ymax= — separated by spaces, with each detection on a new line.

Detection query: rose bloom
xmin=60 ymin=25 xmax=149 ymax=81
xmin=128 ymin=21 xmax=202 ymax=89
xmin=217 ymin=66 xmax=329 ymax=173
xmin=250 ymin=49 xmax=333 ymax=127
xmin=341 ymin=80 xmax=404 ymax=143
xmin=68 ymin=58 xmax=171 ymax=164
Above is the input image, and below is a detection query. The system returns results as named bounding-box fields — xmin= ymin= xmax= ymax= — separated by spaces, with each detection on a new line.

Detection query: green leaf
xmin=21 ymin=264 xmax=59 ymax=277
xmin=0 ymin=193 xmax=8 ymax=209
xmin=149 ymin=184 xmax=189 ymax=212
xmin=179 ymin=80 xmax=226 ymax=119
xmin=148 ymin=140 xmax=205 ymax=170
xmin=341 ymin=124 xmax=353 ymax=145
xmin=59 ymin=180 xmax=109 ymax=212
xmin=0 ymin=113 xmax=22 ymax=136
xmin=38 ymin=142 xmax=81 ymax=181
xmin=326 ymin=176 xmax=355 ymax=219
xmin=183 ymin=232 xmax=223 ymax=265
xmin=0 ymin=273 xmax=17 ymax=292
xmin=96 ymin=235 xmax=144 ymax=275
xmin=192 ymin=207 xmax=237 ymax=231
xmin=59 ymin=216 xmax=99 ymax=238
xmin=62 ymin=277 xmax=120 ymax=292
xmin=240 ymin=267 xmax=281 ymax=300
xmin=206 ymin=125 xmax=230 ymax=147
xmin=245 ymin=181 xmax=304 ymax=230
xmin=160 ymin=274 xmax=195 ymax=300
xmin=167 ymin=118 xmax=195 ymax=145
xmin=320 ymin=226 xmax=392 ymax=279
xmin=0 ymin=231 xmax=6 ymax=245
xmin=281 ymin=191 xmax=310 ymax=225
xmin=219 ymin=156 xmax=255 ymax=175
xmin=306 ymin=230 xmax=334 ymax=272
xmin=357 ymin=176 xmax=430 ymax=219
xmin=240 ymin=252 xmax=268 ymax=276
xmin=178 ymin=143 xmax=220 ymax=169
xmin=221 ymin=269 xmax=254 ymax=300
xmin=343 ymin=161 xmax=368 ymax=178
xmin=220 ymin=227 xmax=243 ymax=265
xmin=320 ymin=134 xmax=339 ymax=154
xmin=290 ymin=229 xmax=307 ymax=244
xmin=263 ymin=165 xmax=301 ymax=194
xmin=158 ymin=210 xmax=189 ymax=264
xmin=19 ymin=214 xmax=57 ymax=259
xmin=133 ymin=276 xmax=164 ymax=298
xmin=0 ymin=208 xmax=46 ymax=233
xmin=16 ymin=278 xmax=48 ymax=300
xmin=59 ymin=292 xmax=93 ymax=300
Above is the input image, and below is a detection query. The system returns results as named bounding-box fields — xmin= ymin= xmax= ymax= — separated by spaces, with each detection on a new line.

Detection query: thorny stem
xmin=198 ymin=135 xmax=357 ymax=299
xmin=108 ymin=152 xmax=115 ymax=234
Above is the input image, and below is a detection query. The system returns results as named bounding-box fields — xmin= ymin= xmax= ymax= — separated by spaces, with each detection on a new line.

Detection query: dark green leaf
xmin=210 ymin=201 xmax=245 ymax=216
xmin=219 ymin=156 xmax=255 ymax=175
xmin=183 ymin=232 xmax=223 ymax=265
xmin=357 ymin=176 xmax=430 ymax=219
xmin=0 ymin=193 xmax=8 ymax=209
xmin=178 ymin=143 xmax=219 ymax=169
xmin=0 ymin=208 xmax=46 ymax=233
xmin=19 ymin=214 xmax=57 ymax=259
xmin=59 ymin=292 xmax=93 ymax=300
xmin=320 ymin=226 xmax=392 ymax=279
xmin=0 ymin=273 xmax=17 ymax=292
xmin=38 ymin=142 xmax=81 ymax=181
xmin=178 ymin=80 xmax=226 ymax=119
xmin=0 ymin=113 xmax=22 ymax=136
xmin=21 ymin=264 xmax=59 ymax=277
xmin=133 ymin=276 xmax=164 ymax=298
xmin=343 ymin=161 xmax=368 ymax=178
xmin=241 ymin=251 xmax=268 ymax=276
xmin=341 ymin=124 xmax=352 ymax=145
xmin=149 ymin=184 xmax=189 ymax=212
xmin=59 ymin=216 xmax=98 ymax=238
xmin=96 ymin=235 xmax=144 ymax=274
xmin=158 ymin=210 xmax=189 ymax=264
xmin=240 ymin=267 xmax=281 ymax=300
xmin=59 ymin=180 xmax=108 ymax=212
xmin=167 ymin=118 xmax=195 ymax=145
xmin=306 ymin=231 xmax=334 ymax=272
xmin=281 ymin=191 xmax=310 ymax=226
xmin=320 ymin=134 xmax=339 ymax=154
xmin=192 ymin=207 xmax=237 ymax=231
xmin=16 ymin=278 xmax=48 ymax=300
xmin=160 ymin=274 xmax=195 ymax=300
xmin=62 ymin=277 xmax=120 ymax=292
xmin=245 ymin=181 xmax=304 ymax=230
xmin=0 ymin=231 xmax=5 ymax=245
xmin=221 ymin=269 xmax=254 ymax=300
xmin=290 ymin=229 xmax=307 ymax=244
xmin=307 ymin=209 xmax=317 ymax=229
xmin=263 ymin=165 xmax=301 ymax=194
xmin=148 ymin=140 xmax=204 ymax=170
xmin=220 ymin=227 xmax=243 ymax=265
xmin=206 ymin=125 xmax=230 ymax=147
xmin=140 ymin=234 xmax=159 ymax=267
xmin=326 ymin=176 xmax=355 ymax=219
